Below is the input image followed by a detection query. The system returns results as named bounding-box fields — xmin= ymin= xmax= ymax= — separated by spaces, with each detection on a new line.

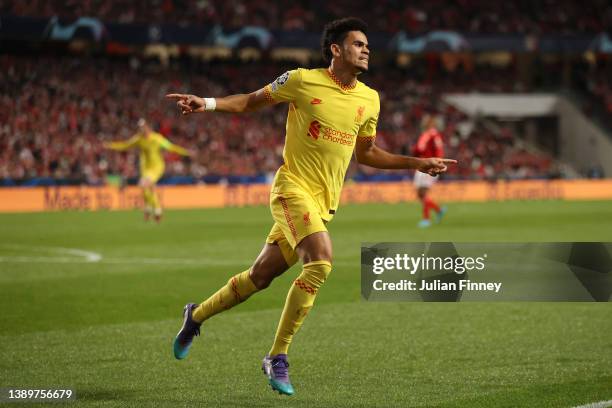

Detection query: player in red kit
xmin=412 ymin=115 xmax=447 ymax=228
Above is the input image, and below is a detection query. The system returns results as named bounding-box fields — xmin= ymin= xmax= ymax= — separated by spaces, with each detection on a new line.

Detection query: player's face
xmin=138 ymin=122 xmax=151 ymax=135
xmin=341 ymin=31 xmax=370 ymax=74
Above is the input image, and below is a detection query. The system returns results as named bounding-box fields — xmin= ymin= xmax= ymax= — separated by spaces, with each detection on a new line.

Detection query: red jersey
xmin=413 ymin=128 xmax=444 ymax=158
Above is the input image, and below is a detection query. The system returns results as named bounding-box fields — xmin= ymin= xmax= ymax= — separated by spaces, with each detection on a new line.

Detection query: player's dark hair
xmin=321 ymin=17 xmax=368 ymax=64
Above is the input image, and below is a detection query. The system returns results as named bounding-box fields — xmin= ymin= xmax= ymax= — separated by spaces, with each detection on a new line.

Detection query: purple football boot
xmin=262 ymin=354 xmax=295 ymax=395
xmin=173 ymin=303 xmax=201 ymax=360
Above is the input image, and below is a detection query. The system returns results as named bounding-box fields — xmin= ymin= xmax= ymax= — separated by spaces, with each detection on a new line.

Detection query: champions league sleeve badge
xmin=271 ymin=71 xmax=290 ymax=91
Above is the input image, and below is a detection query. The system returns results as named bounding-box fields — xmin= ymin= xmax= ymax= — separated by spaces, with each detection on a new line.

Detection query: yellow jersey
xmin=264 ymin=68 xmax=380 ymax=221
xmin=108 ymin=131 xmax=188 ymax=174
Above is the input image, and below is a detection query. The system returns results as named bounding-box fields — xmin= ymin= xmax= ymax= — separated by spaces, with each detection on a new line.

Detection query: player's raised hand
xmin=165 ymin=94 xmax=207 ymax=115
xmin=419 ymin=158 xmax=457 ymax=176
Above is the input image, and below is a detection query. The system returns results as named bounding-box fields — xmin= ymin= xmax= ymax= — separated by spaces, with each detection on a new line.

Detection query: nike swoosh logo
xmin=310 ymin=99 xmax=322 ymax=105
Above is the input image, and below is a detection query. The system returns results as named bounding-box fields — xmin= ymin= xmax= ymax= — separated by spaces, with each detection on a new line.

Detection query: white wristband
xmin=204 ymin=97 xmax=216 ymax=111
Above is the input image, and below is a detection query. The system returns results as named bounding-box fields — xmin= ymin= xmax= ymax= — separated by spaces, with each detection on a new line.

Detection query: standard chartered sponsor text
xmin=322 ymin=127 xmax=354 ymax=146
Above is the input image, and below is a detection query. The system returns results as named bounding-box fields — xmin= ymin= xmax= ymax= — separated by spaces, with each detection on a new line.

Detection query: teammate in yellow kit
xmin=104 ymin=119 xmax=190 ymax=222
xmin=167 ymin=18 xmax=456 ymax=395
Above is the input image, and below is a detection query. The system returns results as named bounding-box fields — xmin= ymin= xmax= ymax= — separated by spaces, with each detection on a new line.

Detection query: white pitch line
xmin=53 ymin=246 xmax=102 ymax=262
xmin=0 ymin=244 xmax=101 ymax=262
xmin=0 ymin=255 xmax=355 ymax=267
xmin=0 ymin=255 xmax=244 ymax=266
xmin=0 ymin=256 xmax=98 ymax=263
xmin=0 ymin=244 xmax=355 ymax=267
xmin=573 ymin=400 xmax=612 ymax=408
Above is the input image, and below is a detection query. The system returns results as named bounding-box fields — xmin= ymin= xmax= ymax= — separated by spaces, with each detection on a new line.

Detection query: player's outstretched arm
xmin=103 ymin=136 xmax=140 ymax=151
xmin=167 ymin=144 xmax=192 ymax=156
xmin=158 ymin=137 xmax=192 ymax=156
xmin=165 ymin=88 xmax=275 ymax=115
xmin=355 ymin=137 xmax=456 ymax=176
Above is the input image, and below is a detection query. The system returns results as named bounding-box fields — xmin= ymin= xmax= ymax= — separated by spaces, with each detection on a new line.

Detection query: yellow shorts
xmin=141 ymin=168 xmax=164 ymax=184
xmin=265 ymin=191 xmax=328 ymax=265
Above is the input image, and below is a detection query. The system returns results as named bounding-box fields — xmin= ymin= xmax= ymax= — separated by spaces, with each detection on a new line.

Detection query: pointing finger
xmin=166 ymin=93 xmax=187 ymax=100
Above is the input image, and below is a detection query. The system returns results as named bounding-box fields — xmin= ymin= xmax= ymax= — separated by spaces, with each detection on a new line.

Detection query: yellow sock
xmin=143 ymin=189 xmax=153 ymax=210
xmin=192 ymin=269 xmax=259 ymax=323
xmin=151 ymin=190 xmax=161 ymax=214
xmin=269 ymin=260 xmax=332 ymax=356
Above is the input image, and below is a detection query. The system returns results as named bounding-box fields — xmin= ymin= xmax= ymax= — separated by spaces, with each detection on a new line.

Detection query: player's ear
xmin=330 ymin=43 xmax=342 ymax=59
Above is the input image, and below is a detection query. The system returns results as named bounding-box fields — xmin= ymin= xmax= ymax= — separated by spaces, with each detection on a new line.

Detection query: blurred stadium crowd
xmin=3 ymin=0 xmax=609 ymax=33
xmin=0 ymin=54 xmax=573 ymax=185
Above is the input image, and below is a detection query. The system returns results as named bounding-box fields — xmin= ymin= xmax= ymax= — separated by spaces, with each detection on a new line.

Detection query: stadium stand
xmin=1 ymin=0 xmax=609 ymax=33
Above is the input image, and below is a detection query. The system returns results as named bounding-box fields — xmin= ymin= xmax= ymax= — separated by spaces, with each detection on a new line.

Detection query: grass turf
xmin=0 ymin=200 xmax=611 ymax=407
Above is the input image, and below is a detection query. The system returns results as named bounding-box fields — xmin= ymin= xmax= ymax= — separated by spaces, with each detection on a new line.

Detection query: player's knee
xmin=140 ymin=178 xmax=153 ymax=188
xmin=301 ymin=260 xmax=332 ymax=289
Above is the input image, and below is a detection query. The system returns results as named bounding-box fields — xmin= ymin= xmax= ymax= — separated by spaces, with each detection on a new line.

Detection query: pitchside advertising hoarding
xmin=1 ymin=179 xmax=612 ymax=212
xmin=361 ymin=242 xmax=612 ymax=302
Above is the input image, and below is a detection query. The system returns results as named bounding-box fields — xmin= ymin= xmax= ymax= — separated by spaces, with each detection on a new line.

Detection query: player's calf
xmin=249 ymin=243 xmax=294 ymax=289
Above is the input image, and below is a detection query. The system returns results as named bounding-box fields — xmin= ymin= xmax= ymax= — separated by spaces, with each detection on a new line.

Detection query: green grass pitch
xmin=1 ymin=200 xmax=611 ymax=407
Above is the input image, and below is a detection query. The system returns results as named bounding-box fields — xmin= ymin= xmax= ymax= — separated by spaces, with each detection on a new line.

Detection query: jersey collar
xmin=326 ymin=68 xmax=357 ymax=91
